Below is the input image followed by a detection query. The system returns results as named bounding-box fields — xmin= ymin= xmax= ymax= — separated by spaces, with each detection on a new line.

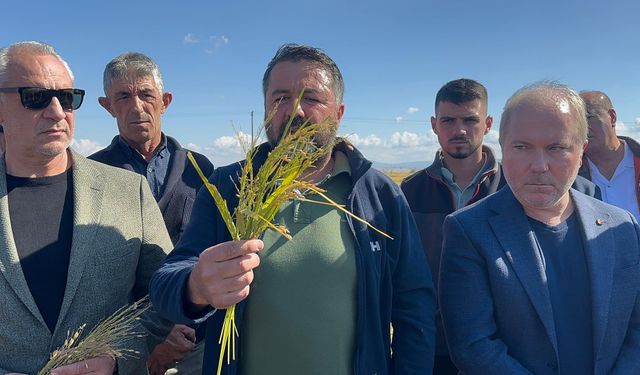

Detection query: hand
xmin=187 ymin=239 xmax=262 ymax=309
xmin=49 ymin=356 xmax=115 ymax=375
xmin=147 ymin=324 xmax=196 ymax=375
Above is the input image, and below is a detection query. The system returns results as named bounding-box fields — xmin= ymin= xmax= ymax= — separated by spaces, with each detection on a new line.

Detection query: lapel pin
xmin=595 ymin=218 xmax=605 ymax=226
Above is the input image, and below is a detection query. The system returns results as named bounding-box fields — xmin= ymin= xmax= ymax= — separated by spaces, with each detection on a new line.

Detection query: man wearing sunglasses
xmin=89 ymin=52 xmax=212 ymax=375
xmin=0 ymin=41 xmax=173 ymax=374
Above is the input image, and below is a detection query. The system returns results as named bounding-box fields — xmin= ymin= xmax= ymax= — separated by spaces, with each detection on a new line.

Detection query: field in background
xmin=382 ymin=169 xmax=415 ymax=185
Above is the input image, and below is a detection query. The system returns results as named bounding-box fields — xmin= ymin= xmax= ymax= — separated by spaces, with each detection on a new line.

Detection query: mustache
xmin=38 ymin=123 xmax=69 ymax=134
xmin=283 ymin=116 xmax=307 ymax=131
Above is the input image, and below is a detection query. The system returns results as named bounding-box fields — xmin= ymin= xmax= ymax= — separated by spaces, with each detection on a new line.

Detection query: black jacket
xmin=89 ymin=135 xmax=214 ymax=245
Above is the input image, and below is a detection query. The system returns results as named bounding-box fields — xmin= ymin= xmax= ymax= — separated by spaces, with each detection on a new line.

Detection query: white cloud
xmin=71 ymin=138 xmax=103 ymax=156
xmin=185 ymin=142 xmax=203 ymax=153
xmin=209 ymin=35 xmax=230 ymax=48
xmin=189 ymin=129 xmax=503 ymax=168
xmin=347 ymin=134 xmax=383 ymax=147
xmin=202 ymin=35 xmax=230 ymax=55
xmin=183 ymin=33 xmax=199 ymax=44
xmin=617 ymin=120 xmax=640 ymax=142
xmin=407 ymin=107 xmax=419 ymax=114
xmin=395 ymin=116 xmax=403 ymax=124
xmin=390 ymin=131 xmax=423 ymax=147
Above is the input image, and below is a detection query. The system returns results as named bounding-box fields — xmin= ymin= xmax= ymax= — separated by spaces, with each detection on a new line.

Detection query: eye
xmin=274 ymin=96 xmax=289 ymax=104
xmin=549 ymin=145 xmax=568 ymax=151
xmin=304 ymin=97 xmax=321 ymax=103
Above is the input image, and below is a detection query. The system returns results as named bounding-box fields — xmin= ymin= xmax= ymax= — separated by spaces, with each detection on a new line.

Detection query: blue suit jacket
xmin=439 ymin=187 xmax=640 ymax=375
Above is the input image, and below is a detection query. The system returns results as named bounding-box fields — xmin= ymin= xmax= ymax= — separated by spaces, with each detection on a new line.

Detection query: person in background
xmin=578 ymin=90 xmax=640 ymax=221
xmin=90 ymin=52 xmax=213 ymax=375
xmin=401 ymin=78 xmax=500 ymax=375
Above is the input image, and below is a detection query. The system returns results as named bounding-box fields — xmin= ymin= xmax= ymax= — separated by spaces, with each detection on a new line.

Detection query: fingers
xmin=51 ymin=356 xmax=115 ymax=375
xmin=175 ymin=324 xmax=196 ymax=342
xmin=187 ymin=240 xmax=262 ymax=309
xmin=206 ymin=239 xmax=263 ymax=262
xmin=165 ymin=332 xmax=196 ymax=351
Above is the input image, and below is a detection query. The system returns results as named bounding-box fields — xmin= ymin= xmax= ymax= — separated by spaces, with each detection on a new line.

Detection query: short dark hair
xmin=435 ymin=78 xmax=488 ymax=113
xmin=262 ymin=43 xmax=344 ymax=105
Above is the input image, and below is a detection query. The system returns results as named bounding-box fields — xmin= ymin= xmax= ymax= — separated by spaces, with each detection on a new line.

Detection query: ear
xmin=431 ymin=116 xmax=438 ymax=134
xmin=161 ymin=92 xmax=173 ymax=114
xmin=98 ymin=97 xmax=116 ymax=118
xmin=484 ymin=115 xmax=494 ymax=134
xmin=609 ymin=108 xmax=617 ymax=127
xmin=336 ymin=102 xmax=345 ymax=121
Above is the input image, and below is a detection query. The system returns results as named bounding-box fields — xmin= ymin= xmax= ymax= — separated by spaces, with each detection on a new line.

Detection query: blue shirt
xmin=528 ymin=213 xmax=594 ymax=375
xmin=116 ymin=134 xmax=172 ymax=200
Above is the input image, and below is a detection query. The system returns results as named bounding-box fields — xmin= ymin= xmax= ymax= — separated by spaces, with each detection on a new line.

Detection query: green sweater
xmin=239 ymin=152 xmax=357 ymax=375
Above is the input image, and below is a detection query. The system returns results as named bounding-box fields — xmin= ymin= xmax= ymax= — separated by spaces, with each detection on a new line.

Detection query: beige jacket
xmin=0 ymin=150 xmax=173 ymax=374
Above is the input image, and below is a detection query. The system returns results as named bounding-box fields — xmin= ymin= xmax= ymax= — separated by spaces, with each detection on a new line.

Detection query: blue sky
xmin=3 ymin=0 xmax=640 ymax=166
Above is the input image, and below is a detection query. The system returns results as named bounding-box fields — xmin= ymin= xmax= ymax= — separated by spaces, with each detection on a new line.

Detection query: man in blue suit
xmin=440 ymin=81 xmax=640 ymax=374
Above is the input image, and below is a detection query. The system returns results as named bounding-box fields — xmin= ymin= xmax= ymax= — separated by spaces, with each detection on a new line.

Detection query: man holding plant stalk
xmin=0 ymin=41 xmax=173 ymax=374
xmin=150 ymin=44 xmax=436 ymax=374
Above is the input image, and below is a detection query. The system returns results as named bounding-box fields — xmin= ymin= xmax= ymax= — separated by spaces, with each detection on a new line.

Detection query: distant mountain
xmin=372 ymin=160 xmax=429 ymax=171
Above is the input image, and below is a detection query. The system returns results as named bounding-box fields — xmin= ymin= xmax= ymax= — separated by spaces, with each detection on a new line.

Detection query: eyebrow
xmin=270 ymin=88 xmax=320 ymax=96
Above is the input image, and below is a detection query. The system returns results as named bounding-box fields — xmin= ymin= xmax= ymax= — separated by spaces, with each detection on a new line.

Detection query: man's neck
xmin=123 ymin=135 xmax=163 ymax=162
xmin=5 ymin=149 xmax=71 ymax=177
xmin=302 ymin=153 xmax=335 ymax=184
xmin=523 ymin=194 xmax=574 ymax=226
xmin=442 ymin=149 xmax=485 ymax=189
xmin=587 ymin=138 xmax=624 ymax=180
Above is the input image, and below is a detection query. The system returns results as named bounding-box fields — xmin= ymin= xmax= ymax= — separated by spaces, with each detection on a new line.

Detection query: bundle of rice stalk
xmin=187 ymin=93 xmax=391 ymax=375
xmin=37 ymin=296 xmax=150 ymax=375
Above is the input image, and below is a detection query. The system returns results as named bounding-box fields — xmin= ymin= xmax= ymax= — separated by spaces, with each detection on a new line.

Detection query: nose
xmin=132 ymin=96 xmax=145 ymax=112
xmin=42 ymin=97 xmax=66 ymax=122
xmin=530 ymin=149 xmax=549 ymax=173
xmin=289 ymin=100 xmax=306 ymax=120
xmin=452 ymin=120 xmax=467 ymax=135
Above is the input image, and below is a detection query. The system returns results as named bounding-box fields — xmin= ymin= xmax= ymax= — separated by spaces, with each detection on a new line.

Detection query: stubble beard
xmin=446 ymin=142 xmax=480 ymax=160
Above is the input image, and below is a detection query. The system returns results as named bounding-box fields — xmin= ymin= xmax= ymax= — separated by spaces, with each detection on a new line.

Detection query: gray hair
xmin=262 ymin=43 xmax=344 ymax=106
xmin=0 ymin=41 xmax=74 ymax=86
xmin=103 ymin=52 xmax=164 ymax=96
xmin=499 ymin=81 xmax=588 ymax=145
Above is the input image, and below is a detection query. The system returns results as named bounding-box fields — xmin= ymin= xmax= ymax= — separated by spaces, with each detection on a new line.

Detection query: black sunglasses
xmin=0 ymin=87 xmax=85 ymax=111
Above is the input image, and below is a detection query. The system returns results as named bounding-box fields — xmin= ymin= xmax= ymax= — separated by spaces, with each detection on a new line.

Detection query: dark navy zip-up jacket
xmin=150 ymin=140 xmax=436 ymax=375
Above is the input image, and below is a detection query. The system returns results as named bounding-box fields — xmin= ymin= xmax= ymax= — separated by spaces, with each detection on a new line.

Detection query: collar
xmin=117 ymin=133 xmax=169 ymax=161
